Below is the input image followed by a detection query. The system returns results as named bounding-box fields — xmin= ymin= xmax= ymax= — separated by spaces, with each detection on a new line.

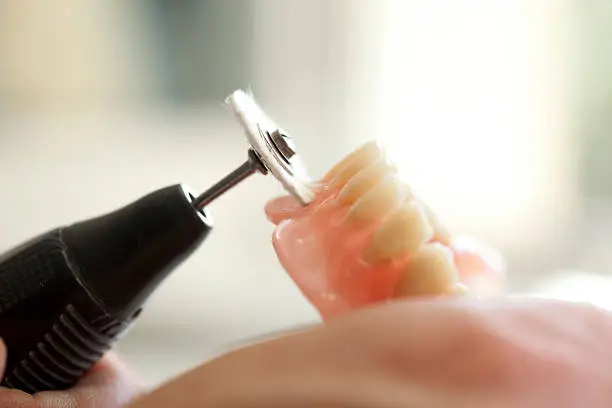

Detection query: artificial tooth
xmin=391 ymin=244 xmax=458 ymax=298
xmin=451 ymin=283 xmax=470 ymax=296
xmin=337 ymin=158 xmax=395 ymax=205
xmin=345 ymin=175 xmax=410 ymax=223
xmin=423 ymin=205 xmax=452 ymax=245
xmin=322 ymin=141 xmax=384 ymax=187
xmin=362 ymin=201 xmax=434 ymax=264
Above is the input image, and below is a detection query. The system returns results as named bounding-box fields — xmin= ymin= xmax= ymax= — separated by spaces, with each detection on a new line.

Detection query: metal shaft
xmin=193 ymin=149 xmax=267 ymax=209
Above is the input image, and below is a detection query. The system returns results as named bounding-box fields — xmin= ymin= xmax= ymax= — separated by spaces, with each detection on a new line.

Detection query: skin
xmin=128 ymin=298 xmax=612 ymax=408
xmin=0 ymin=351 xmax=145 ymax=408
xmin=1 ymin=297 xmax=612 ymax=407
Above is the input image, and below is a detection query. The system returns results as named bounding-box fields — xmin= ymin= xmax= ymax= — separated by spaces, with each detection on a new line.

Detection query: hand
xmin=130 ymin=297 xmax=612 ymax=407
xmin=0 ymin=348 xmax=145 ymax=408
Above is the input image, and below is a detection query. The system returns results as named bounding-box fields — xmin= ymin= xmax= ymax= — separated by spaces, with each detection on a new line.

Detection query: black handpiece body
xmin=0 ymin=184 xmax=212 ymax=393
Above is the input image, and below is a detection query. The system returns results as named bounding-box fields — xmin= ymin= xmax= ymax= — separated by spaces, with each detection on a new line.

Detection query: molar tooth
xmin=423 ymin=205 xmax=452 ymax=245
xmin=322 ymin=141 xmax=384 ymax=187
xmin=362 ymin=201 xmax=433 ymax=264
xmin=391 ymin=244 xmax=458 ymax=298
xmin=451 ymin=283 xmax=470 ymax=296
xmin=337 ymin=158 xmax=394 ymax=205
xmin=345 ymin=175 xmax=410 ymax=223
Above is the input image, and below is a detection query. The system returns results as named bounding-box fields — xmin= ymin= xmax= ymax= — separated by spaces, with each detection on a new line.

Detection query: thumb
xmin=0 ymin=339 xmax=6 ymax=380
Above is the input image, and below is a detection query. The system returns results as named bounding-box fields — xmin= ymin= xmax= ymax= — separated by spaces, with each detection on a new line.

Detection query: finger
xmin=0 ymin=388 xmax=33 ymax=408
xmin=0 ymin=339 xmax=6 ymax=380
xmin=76 ymin=352 xmax=143 ymax=389
xmin=42 ymin=353 xmax=146 ymax=408
xmin=0 ymin=352 xmax=146 ymax=408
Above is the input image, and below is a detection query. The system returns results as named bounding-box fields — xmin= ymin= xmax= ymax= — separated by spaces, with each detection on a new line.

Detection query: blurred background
xmin=0 ymin=0 xmax=609 ymax=384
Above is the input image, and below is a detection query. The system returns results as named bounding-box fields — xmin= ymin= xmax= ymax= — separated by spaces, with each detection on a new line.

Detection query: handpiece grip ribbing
xmin=0 ymin=184 xmax=212 ymax=393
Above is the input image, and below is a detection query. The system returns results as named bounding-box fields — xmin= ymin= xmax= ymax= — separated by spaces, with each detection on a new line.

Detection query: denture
xmin=265 ymin=141 xmax=505 ymax=320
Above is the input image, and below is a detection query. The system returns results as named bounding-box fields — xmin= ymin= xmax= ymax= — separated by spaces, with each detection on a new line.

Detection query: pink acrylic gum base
xmin=266 ymin=184 xmax=505 ymax=321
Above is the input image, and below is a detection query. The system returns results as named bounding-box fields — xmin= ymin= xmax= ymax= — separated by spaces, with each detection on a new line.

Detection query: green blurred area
xmin=142 ymin=0 xmax=253 ymax=103
xmin=577 ymin=2 xmax=612 ymax=199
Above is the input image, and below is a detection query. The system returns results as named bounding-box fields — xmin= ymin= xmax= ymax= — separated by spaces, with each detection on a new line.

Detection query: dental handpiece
xmin=0 ymin=90 xmax=313 ymax=394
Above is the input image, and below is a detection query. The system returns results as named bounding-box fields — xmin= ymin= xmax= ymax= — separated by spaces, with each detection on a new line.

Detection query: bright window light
xmin=344 ymin=0 xmax=574 ymax=251
xmin=533 ymin=271 xmax=612 ymax=311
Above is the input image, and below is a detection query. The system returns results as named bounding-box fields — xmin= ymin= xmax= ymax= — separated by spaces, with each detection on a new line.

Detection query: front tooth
xmin=391 ymin=244 xmax=458 ymax=298
xmin=322 ymin=141 xmax=383 ymax=187
xmin=362 ymin=201 xmax=433 ymax=264
xmin=345 ymin=175 xmax=410 ymax=223
xmin=337 ymin=158 xmax=394 ymax=205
